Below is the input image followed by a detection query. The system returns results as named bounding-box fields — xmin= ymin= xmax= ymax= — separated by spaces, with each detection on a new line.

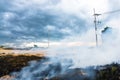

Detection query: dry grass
xmin=0 ymin=49 xmax=45 ymax=57
xmin=0 ymin=50 xmax=45 ymax=77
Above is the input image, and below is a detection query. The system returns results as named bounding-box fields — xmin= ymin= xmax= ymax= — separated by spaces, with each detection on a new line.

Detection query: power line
xmin=102 ymin=9 xmax=120 ymax=15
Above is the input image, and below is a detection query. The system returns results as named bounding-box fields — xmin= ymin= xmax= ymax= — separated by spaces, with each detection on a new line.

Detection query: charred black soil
xmin=0 ymin=54 xmax=44 ymax=77
xmin=0 ymin=54 xmax=120 ymax=80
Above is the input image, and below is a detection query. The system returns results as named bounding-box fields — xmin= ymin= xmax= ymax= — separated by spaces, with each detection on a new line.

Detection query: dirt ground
xmin=0 ymin=49 xmax=45 ymax=79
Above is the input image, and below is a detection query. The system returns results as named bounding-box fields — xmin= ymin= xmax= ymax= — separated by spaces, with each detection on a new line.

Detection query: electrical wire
xmin=102 ymin=9 xmax=120 ymax=15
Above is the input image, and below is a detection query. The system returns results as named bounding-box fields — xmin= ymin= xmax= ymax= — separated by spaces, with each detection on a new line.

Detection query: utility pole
xmin=93 ymin=8 xmax=120 ymax=46
xmin=93 ymin=9 xmax=101 ymax=46
xmin=47 ymin=29 xmax=50 ymax=48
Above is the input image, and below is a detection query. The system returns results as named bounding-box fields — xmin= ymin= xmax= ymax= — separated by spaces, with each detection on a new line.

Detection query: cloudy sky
xmin=0 ymin=0 xmax=120 ymax=47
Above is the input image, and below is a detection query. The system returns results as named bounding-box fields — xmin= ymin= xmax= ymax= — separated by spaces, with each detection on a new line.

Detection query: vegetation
xmin=95 ymin=63 xmax=120 ymax=80
xmin=50 ymin=63 xmax=120 ymax=80
xmin=0 ymin=54 xmax=119 ymax=80
xmin=0 ymin=46 xmax=4 ymax=48
xmin=0 ymin=54 xmax=44 ymax=77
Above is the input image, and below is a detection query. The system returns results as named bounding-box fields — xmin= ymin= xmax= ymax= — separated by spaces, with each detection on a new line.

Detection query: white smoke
xmin=46 ymin=42 xmax=120 ymax=68
xmin=9 ymin=0 xmax=120 ymax=79
xmin=13 ymin=27 xmax=120 ymax=80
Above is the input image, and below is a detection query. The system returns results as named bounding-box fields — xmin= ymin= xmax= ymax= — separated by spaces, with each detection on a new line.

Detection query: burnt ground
xmin=50 ymin=63 xmax=120 ymax=80
xmin=0 ymin=54 xmax=120 ymax=80
xmin=0 ymin=54 xmax=44 ymax=77
xmin=95 ymin=63 xmax=120 ymax=80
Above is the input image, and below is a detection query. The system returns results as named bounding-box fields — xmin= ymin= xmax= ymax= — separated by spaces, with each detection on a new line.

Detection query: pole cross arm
xmin=94 ymin=14 xmax=101 ymax=16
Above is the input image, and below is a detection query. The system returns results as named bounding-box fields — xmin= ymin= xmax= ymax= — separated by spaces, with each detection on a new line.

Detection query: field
xmin=0 ymin=49 xmax=120 ymax=80
xmin=0 ymin=49 xmax=45 ymax=79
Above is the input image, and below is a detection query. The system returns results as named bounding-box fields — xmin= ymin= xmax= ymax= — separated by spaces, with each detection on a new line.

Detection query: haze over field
xmin=0 ymin=0 xmax=120 ymax=80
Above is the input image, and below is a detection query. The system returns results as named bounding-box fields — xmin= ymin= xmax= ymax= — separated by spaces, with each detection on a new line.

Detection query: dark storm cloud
xmin=0 ymin=0 xmax=87 ymax=44
xmin=0 ymin=0 xmax=12 ymax=12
